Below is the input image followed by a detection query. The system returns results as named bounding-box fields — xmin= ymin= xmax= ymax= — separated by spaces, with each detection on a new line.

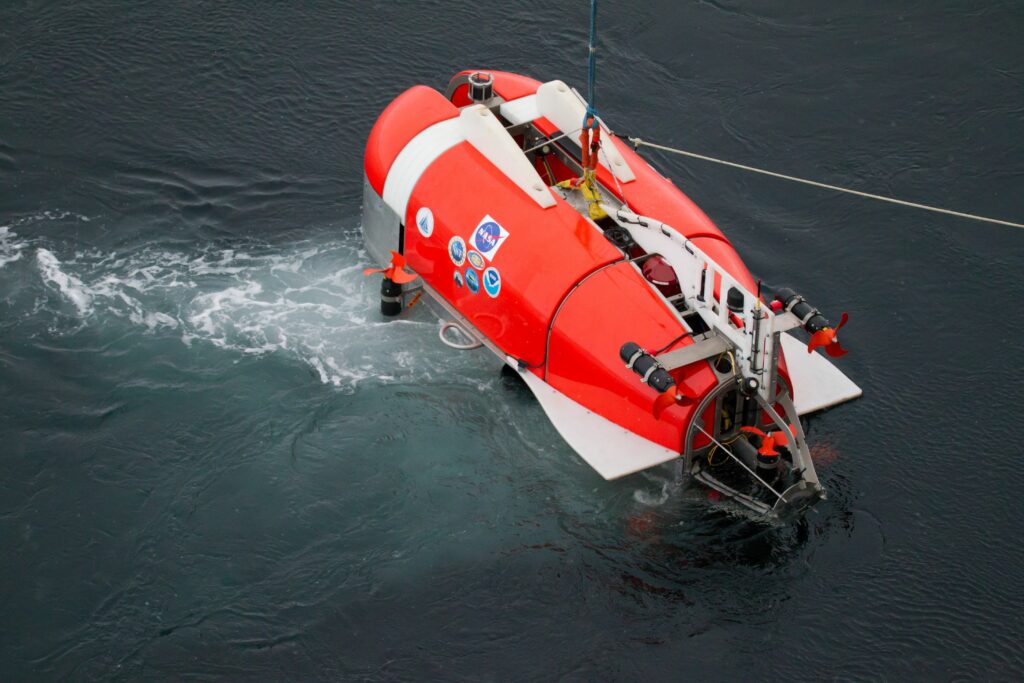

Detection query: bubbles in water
xmin=633 ymin=474 xmax=673 ymax=506
xmin=37 ymin=249 xmax=94 ymax=315
xmin=16 ymin=228 xmax=486 ymax=393
xmin=0 ymin=226 xmax=28 ymax=268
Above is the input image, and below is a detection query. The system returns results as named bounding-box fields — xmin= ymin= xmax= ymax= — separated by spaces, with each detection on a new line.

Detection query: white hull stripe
xmin=383 ymin=117 xmax=464 ymax=222
xmin=383 ymin=105 xmax=558 ymax=221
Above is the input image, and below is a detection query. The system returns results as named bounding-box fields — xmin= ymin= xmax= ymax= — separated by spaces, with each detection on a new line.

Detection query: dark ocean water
xmin=2 ymin=1 xmax=1022 ymax=680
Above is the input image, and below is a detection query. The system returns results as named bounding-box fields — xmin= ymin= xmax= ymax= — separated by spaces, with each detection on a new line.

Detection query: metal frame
xmin=679 ymin=372 xmax=824 ymax=517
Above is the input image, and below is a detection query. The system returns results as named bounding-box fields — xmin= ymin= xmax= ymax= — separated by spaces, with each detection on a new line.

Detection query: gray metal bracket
xmin=655 ymin=332 xmax=730 ymax=370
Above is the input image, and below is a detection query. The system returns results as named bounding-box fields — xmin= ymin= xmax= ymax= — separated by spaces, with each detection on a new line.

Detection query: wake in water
xmin=0 ymin=227 xmax=29 ymax=268
xmin=1 ymin=215 xmax=838 ymax=516
xmin=2 ymin=218 xmax=492 ymax=392
xmin=36 ymin=249 xmax=93 ymax=315
xmin=0 ymin=223 xmax=33 ymax=268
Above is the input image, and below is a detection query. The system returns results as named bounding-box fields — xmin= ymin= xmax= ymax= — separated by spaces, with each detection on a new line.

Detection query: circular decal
xmin=467 ymin=250 xmax=485 ymax=270
xmin=453 ymin=270 xmax=464 ymax=288
xmin=465 ymin=269 xmax=480 ymax=294
xmin=482 ymin=267 xmax=501 ymax=298
xmin=473 ymin=220 xmax=502 ymax=253
xmin=415 ymin=206 xmax=434 ymax=238
xmin=448 ymin=236 xmax=466 ymax=267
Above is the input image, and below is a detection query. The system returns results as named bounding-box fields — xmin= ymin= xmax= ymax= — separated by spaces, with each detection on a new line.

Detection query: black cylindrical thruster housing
xmin=380 ymin=278 xmax=402 ymax=316
xmin=619 ymin=342 xmax=642 ymax=365
xmin=804 ymin=313 xmax=830 ymax=333
xmin=775 ymin=287 xmax=797 ymax=304
xmin=631 ymin=353 xmax=658 ymax=380
xmin=619 ymin=342 xmax=675 ymax=393
xmin=732 ymin=436 xmax=759 ymax=470
xmin=775 ymin=287 xmax=830 ymax=332
xmin=647 ymin=367 xmax=675 ymax=393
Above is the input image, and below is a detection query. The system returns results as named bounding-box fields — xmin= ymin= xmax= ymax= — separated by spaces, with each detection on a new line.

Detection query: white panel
xmin=780 ymin=333 xmax=863 ymax=415
xmin=498 ymin=94 xmax=540 ymax=126
xmin=516 ymin=363 xmax=679 ymax=480
xmin=460 ymin=105 xmax=556 ymax=209
xmin=382 ymin=117 xmax=464 ymax=221
xmin=534 ymin=80 xmax=636 ymax=183
xmin=535 ymin=81 xmax=586 ymax=144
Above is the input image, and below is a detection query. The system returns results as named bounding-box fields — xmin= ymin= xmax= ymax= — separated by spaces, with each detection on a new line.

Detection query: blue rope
xmin=583 ymin=0 xmax=599 ymax=129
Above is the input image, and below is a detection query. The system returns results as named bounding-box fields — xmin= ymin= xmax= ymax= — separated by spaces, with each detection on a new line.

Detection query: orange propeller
xmin=363 ymin=250 xmax=418 ymax=284
xmin=653 ymin=384 xmax=696 ymax=420
xmin=807 ymin=312 xmax=849 ymax=357
xmin=740 ymin=426 xmax=792 ymax=456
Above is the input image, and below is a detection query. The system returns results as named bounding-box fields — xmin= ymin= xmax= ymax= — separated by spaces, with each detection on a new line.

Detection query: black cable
xmin=652 ymin=330 xmax=693 ymax=355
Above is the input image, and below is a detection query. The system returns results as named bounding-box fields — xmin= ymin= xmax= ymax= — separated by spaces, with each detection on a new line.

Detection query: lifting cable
xmin=586 ymin=0 xmax=598 ymax=121
xmin=628 ymin=137 xmax=1024 ymax=230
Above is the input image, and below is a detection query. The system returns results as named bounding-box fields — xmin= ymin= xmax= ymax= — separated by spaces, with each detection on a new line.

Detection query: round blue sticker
xmin=465 ymin=269 xmax=480 ymax=294
xmin=473 ymin=221 xmax=502 ymax=253
xmin=453 ymin=270 xmax=464 ymax=288
xmin=467 ymin=250 xmax=485 ymax=270
xmin=482 ymin=267 xmax=501 ymax=297
xmin=448 ymin=236 xmax=466 ymax=267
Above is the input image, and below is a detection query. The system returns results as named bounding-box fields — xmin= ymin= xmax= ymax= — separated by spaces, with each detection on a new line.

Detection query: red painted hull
xmin=363 ymin=71 xmax=797 ymax=468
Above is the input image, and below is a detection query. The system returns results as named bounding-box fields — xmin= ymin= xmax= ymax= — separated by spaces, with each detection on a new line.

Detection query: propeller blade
xmin=652 ymin=388 xmax=678 ymax=420
xmin=807 ymin=328 xmax=834 ymax=354
xmin=825 ymin=341 xmax=848 ymax=358
xmin=389 ymin=250 xmax=408 ymax=270
xmin=825 ymin=312 xmax=850 ymax=356
xmin=676 ymin=382 xmax=698 ymax=403
xmin=809 ymin=312 xmax=850 ymax=355
xmin=388 ymin=267 xmax=419 ymax=284
xmin=758 ymin=436 xmax=779 ymax=456
xmin=363 ymin=251 xmax=416 ymax=284
xmin=770 ymin=430 xmax=796 ymax=455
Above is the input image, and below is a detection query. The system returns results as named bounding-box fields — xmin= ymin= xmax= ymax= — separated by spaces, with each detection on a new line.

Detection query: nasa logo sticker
xmin=465 ymin=269 xmax=480 ymax=294
xmin=470 ymin=214 xmax=509 ymax=260
xmin=448 ymin=236 xmax=466 ymax=266
xmin=467 ymin=250 xmax=485 ymax=270
xmin=415 ymin=206 xmax=434 ymax=238
xmin=482 ymin=267 xmax=501 ymax=298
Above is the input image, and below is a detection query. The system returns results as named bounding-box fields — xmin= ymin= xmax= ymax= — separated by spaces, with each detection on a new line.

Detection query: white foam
xmin=37 ymin=249 xmax=94 ymax=315
xmin=0 ymin=227 xmax=27 ymax=268
xmin=21 ymin=233 xmax=490 ymax=392
xmin=632 ymin=470 xmax=679 ymax=506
